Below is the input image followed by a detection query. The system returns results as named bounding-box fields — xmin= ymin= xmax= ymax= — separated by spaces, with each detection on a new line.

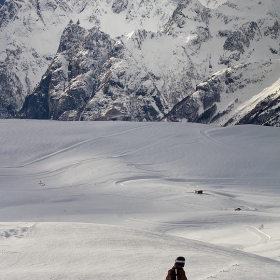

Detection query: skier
xmin=165 ymin=256 xmax=188 ymax=280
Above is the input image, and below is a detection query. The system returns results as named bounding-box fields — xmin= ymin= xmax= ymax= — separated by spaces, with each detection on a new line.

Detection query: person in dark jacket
xmin=166 ymin=256 xmax=188 ymax=280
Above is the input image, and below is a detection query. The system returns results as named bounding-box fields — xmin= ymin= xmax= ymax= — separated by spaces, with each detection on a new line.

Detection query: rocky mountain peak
xmin=1 ymin=0 xmax=279 ymax=126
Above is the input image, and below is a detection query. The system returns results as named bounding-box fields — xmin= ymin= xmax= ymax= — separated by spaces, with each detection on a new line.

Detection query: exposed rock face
xmin=81 ymin=39 xmax=166 ymax=122
xmin=236 ymin=95 xmax=280 ymax=126
xmin=112 ymin=0 xmax=128 ymax=14
xmin=164 ymin=61 xmax=280 ymax=126
xmin=264 ymin=20 xmax=280 ymax=39
xmin=1 ymin=0 xmax=280 ymax=125
xmin=19 ymin=25 xmax=114 ymax=120
xmin=218 ymin=21 xmax=262 ymax=65
xmin=0 ymin=0 xmax=22 ymax=29
xmin=164 ymin=0 xmax=211 ymax=32
xmin=0 ymin=65 xmax=24 ymax=118
xmin=19 ymin=24 xmax=167 ymax=121
xmin=0 ymin=0 xmax=176 ymax=119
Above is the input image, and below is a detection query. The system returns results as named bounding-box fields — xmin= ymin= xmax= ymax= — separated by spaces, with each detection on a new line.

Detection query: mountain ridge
xmin=0 ymin=0 xmax=279 ymax=125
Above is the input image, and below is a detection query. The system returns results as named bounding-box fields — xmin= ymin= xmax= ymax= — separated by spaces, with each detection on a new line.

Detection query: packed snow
xmin=0 ymin=120 xmax=280 ymax=279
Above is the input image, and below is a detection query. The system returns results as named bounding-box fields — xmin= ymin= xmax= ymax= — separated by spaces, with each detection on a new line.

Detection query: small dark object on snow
xmin=235 ymin=207 xmax=241 ymax=211
xmin=195 ymin=190 xmax=203 ymax=194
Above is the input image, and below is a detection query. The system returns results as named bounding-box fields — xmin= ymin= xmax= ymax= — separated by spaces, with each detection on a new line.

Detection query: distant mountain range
xmin=0 ymin=0 xmax=279 ymax=126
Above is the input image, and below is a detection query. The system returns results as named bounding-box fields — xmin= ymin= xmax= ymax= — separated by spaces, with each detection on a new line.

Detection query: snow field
xmin=0 ymin=222 xmax=279 ymax=280
xmin=0 ymin=120 xmax=280 ymax=279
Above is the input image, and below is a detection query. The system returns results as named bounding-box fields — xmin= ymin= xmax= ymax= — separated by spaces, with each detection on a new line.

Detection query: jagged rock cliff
xmin=1 ymin=0 xmax=176 ymax=118
xmin=163 ymin=60 xmax=280 ymax=126
xmin=19 ymin=25 xmax=114 ymax=120
xmin=19 ymin=24 xmax=168 ymax=121
xmin=1 ymin=0 xmax=280 ymax=125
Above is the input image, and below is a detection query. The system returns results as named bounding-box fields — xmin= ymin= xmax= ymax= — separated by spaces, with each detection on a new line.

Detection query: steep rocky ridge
xmin=0 ymin=0 xmax=177 ymax=118
xmin=19 ymin=25 xmax=114 ymax=120
xmin=81 ymin=38 xmax=166 ymax=121
xmin=160 ymin=0 xmax=280 ymax=126
xmin=1 ymin=0 xmax=280 ymax=125
xmin=163 ymin=60 xmax=280 ymax=126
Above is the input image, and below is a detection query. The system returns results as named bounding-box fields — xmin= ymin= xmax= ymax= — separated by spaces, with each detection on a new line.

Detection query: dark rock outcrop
xmin=112 ymin=0 xmax=128 ymax=14
xmin=163 ymin=61 xmax=280 ymax=126
xmin=19 ymin=24 xmax=114 ymax=120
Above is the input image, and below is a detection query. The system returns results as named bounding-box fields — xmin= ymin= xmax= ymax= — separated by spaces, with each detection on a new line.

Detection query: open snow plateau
xmin=0 ymin=120 xmax=280 ymax=279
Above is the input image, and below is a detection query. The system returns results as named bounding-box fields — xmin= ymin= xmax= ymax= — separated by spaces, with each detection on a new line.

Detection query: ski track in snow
xmin=200 ymin=129 xmax=232 ymax=148
xmin=0 ymin=222 xmax=279 ymax=280
xmin=0 ymin=120 xmax=280 ymax=279
xmin=245 ymin=226 xmax=271 ymax=245
xmin=1 ymin=123 xmax=156 ymax=169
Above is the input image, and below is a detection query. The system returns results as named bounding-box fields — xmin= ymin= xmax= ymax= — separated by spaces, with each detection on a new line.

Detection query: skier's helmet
xmin=175 ymin=256 xmax=185 ymax=267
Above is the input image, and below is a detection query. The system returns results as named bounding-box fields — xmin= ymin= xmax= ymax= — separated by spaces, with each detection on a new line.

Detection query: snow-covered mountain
xmin=0 ymin=0 xmax=177 ymax=118
xmin=1 ymin=0 xmax=279 ymax=125
xmin=164 ymin=60 xmax=280 ymax=126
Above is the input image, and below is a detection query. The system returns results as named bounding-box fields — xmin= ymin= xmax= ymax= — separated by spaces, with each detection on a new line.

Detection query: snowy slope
xmin=233 ymin=76 xmax=280 ymax=126
xmin=0 ymin=222 xmax=279 ymax=280
xmin=0 ymin=120 xmax=280 ymax=279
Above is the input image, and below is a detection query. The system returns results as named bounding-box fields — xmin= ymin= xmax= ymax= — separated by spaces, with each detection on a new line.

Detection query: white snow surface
xmin=0 ymin=120 xmax=280 ymax=279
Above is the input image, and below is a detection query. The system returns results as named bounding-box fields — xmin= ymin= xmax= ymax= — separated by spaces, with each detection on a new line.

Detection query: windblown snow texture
xmin=0 ymin=120 xmax=280 ymax=279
